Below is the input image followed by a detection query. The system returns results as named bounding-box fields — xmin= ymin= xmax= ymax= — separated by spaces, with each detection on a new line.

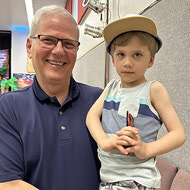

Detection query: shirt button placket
xmin=59 ymin=111 xmax=63 ymax=115
xmin=61 ymin=126 xmax=65 ymax=130
xmin=59 ymin=111 xmax=65 ymax=131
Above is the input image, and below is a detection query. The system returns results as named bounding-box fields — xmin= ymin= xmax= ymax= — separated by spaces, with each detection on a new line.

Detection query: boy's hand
xmin=99 ymin=135 xmax=120 ymax=152
xmin=115 ymin=127 xmax=150 ymax=159
xmin=99 ymin=135 xmax=135 ymax=154
xmin=99 ymin=128 xmax=138 ymax=153
xmin=114 ymin=126 xmax=138 ymax=155
xmin=116 ymin=127 xmax=139 ymax=145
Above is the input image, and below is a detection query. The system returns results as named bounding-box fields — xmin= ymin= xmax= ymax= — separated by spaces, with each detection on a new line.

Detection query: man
xmin=0 ymin=5 xmax=102 ymax=190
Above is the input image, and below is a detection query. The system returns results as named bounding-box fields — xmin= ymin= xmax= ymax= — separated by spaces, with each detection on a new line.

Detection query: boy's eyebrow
xmin=115 ymin=47 xmax=145 ymax=52
xmin=114 ymin=49 xmax=125 ymax=53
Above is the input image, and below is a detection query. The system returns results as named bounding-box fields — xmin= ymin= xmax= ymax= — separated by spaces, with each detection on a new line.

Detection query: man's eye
xmin=41 ymin=38 xmax=55 ymax=44
xmin=63 ymin=41 xmax=75 ymax=49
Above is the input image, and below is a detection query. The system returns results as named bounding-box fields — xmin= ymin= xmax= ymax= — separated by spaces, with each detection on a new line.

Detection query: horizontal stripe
xmin=103 ymin=101 xmax=120 ymax=111
xmin=140 ymin=98 xmax=148 ymax=105
xmin=105 ymin=96 xmax=122 ymax=103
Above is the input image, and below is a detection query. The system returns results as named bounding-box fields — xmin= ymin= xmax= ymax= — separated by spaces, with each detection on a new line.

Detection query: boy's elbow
xmin=86 ymin=111 xmax=95 ymax=127
xmin=179 ymin=130 xmax=186 ymax=147
xmin=182 ymin=134 xmax=186 ymax=145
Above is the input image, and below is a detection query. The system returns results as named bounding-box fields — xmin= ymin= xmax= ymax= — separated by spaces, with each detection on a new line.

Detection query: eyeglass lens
xmin=39 ymin=35 xmax=79 ymax=49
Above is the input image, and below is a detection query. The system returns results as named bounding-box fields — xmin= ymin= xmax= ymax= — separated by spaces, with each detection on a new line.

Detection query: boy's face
xmin=112 ymin=36 xmax=154 ymax=88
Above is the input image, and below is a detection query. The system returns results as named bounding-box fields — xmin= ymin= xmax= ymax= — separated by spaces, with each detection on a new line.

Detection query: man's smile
xmin=47 ymin=60 xmax=67 ymax=66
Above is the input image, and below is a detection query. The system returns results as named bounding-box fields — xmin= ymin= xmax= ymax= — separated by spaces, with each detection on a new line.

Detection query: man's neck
xmin=37 ymin=76 xmax=71 ymax=105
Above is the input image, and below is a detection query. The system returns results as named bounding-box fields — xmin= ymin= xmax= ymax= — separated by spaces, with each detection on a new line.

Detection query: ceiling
xmin=0 ymin=0 xmax=67 ymax=32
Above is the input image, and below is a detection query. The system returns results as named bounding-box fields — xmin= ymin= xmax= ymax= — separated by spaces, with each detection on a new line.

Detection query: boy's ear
xmin=148 ymin=56 xmax=155 ymax=68
xmin=111 ymin=56 xmax=116 ymax=67
xmin=26 ymin=38 xmax=32 ymax=59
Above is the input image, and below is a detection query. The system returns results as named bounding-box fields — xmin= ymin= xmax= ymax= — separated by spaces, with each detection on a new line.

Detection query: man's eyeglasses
xmin=126 ymin=111 xmax=135 ymax=127
xmin=30 ymin=34 xmax=80 ymax=50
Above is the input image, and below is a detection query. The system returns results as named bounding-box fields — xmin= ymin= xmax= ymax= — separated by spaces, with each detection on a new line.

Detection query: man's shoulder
xmin=0 ymin=85 xmax=33 ymax=103
xmin=78 ymin=82 xmax=103 ymax=95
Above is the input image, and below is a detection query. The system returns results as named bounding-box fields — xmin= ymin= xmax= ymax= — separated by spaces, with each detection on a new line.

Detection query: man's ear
xmin=148 ymin=56 xmax=155 ymax=68
xmin=26 ymin=38 xmax=32 ymax=59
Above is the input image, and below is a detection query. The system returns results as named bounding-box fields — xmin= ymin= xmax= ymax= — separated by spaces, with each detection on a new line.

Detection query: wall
xmin=73 ymin=41 xmax=105 ymax=88
xmin=143 ymin=0 xmax=190 ymax=171
xmin=73 ymin=0 xmax=190 ymax=172
xmin=11 ymin=31 xmax=29 ymax=74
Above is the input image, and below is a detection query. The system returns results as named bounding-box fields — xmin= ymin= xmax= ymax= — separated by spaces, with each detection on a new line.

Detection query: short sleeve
xmin=0 ymin=94 xmax=24 ymax=182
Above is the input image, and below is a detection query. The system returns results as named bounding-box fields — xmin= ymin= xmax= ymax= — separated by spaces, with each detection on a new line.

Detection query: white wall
xmin=11 ymin=31 xmax=29 ymax=75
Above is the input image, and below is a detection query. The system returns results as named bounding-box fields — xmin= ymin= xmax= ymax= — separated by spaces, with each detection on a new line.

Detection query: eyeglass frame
xmin=30 ymin=34 xmax=80 ymax=49
xmin=126 ymin=111 xmax=135 ymax=127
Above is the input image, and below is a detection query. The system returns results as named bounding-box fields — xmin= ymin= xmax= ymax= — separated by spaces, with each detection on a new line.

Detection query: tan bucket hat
xmin=103 ymin=14 xmax=162 ymax=54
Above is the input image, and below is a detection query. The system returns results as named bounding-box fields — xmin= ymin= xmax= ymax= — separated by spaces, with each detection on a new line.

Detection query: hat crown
xmin=103 ymin=14 xmax=162 ymax=54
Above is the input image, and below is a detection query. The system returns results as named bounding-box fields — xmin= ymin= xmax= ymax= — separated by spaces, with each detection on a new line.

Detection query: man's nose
xmin=52 ymin=40 xmax=65 ymax=53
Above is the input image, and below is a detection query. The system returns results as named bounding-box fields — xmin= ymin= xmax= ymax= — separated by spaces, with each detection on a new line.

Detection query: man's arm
xmin=0 ymin=180 xmax=39 ymax=190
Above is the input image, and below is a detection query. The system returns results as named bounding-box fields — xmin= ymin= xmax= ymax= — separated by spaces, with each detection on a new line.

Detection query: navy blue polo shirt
xmin=0 ymin=76 xmax=102 ymax=190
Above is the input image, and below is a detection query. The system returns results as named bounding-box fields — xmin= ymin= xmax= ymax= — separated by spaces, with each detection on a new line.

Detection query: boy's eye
xmin=117 ymin=52 xmax=125 ymax=58
xmin=134 ymin=53 xmax=142 ymax=58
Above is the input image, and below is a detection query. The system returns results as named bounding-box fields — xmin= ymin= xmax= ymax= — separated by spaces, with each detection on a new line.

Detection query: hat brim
xmin=103 ymin=15 xmax=162 ymax=54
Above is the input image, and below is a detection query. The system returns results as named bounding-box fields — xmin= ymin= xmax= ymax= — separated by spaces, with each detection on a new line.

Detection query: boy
xmin=86 ymin=14 xmax=185 ymax=190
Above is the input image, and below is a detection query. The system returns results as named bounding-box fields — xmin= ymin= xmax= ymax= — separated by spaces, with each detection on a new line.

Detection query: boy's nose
xmin=123 ymin=57 xmax=133 ymax=67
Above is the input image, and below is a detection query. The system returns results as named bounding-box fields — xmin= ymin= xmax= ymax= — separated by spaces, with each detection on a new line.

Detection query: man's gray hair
xmin=29 ymin=5 xmax=79 ymax=38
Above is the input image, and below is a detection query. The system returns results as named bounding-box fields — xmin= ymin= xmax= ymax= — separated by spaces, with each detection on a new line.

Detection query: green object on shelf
xmin=0 ymin=66 xmax=8 ymax=76
xmin=1 ymin=77 xmax=19 ymax=91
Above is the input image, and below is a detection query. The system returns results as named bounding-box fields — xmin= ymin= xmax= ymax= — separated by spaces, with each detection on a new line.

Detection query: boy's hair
xmin=110 ymin=31 xmax=158 ymax=56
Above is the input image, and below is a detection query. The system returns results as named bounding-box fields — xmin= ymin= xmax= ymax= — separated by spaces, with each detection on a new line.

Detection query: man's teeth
xmin=49 ymin=61 xmax=66 ymax=66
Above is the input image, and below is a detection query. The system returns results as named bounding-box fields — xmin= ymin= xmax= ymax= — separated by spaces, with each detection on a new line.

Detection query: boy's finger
xmin=116 ymin=128 xmax=139 ymax=136
xmin=116 ymin=145 xmax=129 ymax=156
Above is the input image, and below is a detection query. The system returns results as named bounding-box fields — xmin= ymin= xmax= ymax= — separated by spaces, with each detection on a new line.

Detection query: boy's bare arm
xmin=86 ymin=88 xmax=120 ymax=152
xmin=86 ymin=88 xmax=113 ymax=150
xmin=0 ymin=180 xmax=39 ymax=190
xmin=147 ymin=81 xmax=185 ymax=156
xmin=86 ymin=88 xmax=139 ymax=154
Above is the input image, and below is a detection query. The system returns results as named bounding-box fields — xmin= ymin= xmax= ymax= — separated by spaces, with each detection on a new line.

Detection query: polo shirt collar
xmin=32 ymin=75 xmax=80 ymax=103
